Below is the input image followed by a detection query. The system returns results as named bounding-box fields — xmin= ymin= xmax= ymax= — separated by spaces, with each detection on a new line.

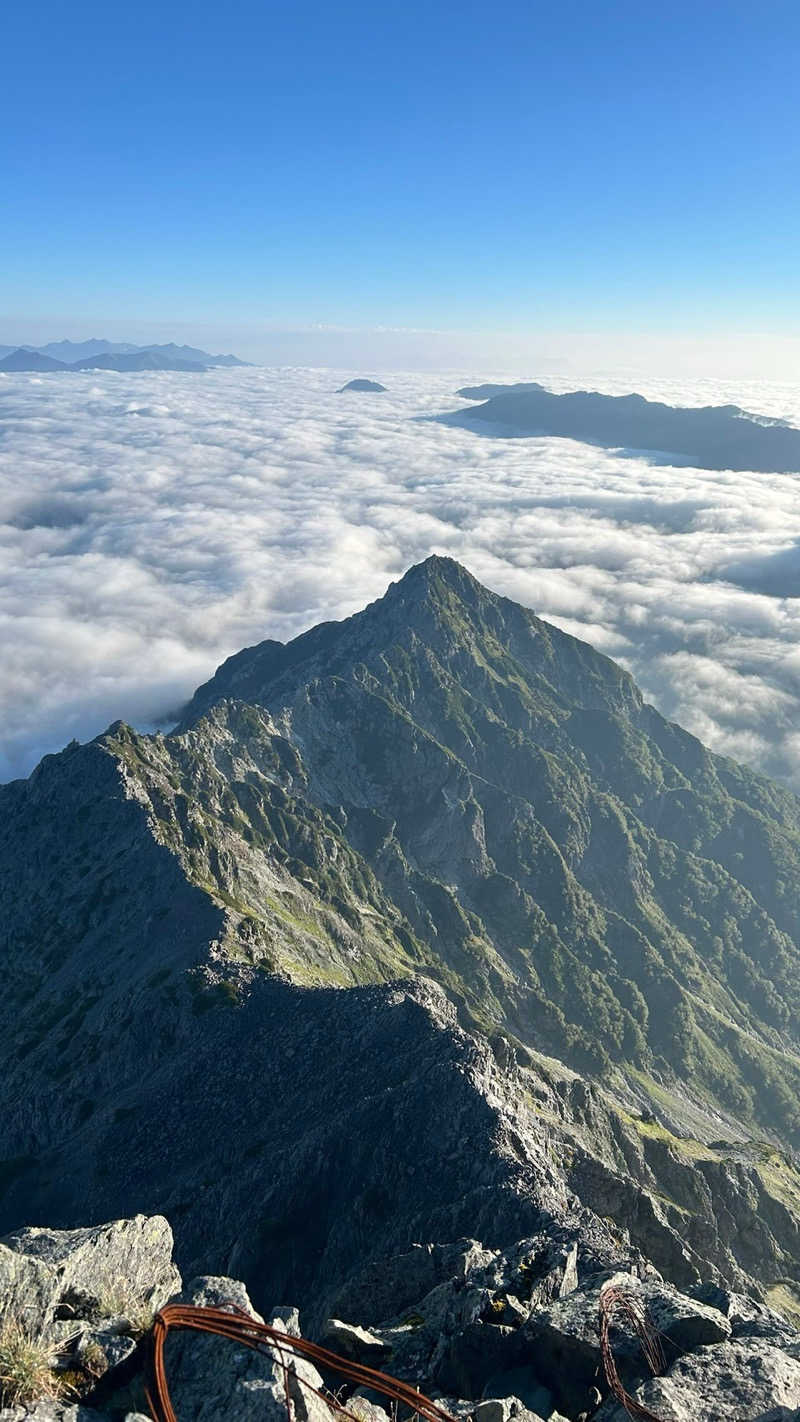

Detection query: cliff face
xmin=3 ymin=557 xmax=800 ymax=1328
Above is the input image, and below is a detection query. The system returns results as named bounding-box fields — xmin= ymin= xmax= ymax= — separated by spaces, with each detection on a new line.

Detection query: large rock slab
xmin=642 ymin=1282 xmax=731 ymax=1353
xmin=0 ymin=1216 xmax=180 ymax=1325
xmin=0 ymin=1246 xmax=59 ymax=1333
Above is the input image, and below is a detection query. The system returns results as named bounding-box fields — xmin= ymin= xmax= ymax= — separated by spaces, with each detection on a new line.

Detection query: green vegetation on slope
xmin=176 ymin=557 xmax=800 ymax=1144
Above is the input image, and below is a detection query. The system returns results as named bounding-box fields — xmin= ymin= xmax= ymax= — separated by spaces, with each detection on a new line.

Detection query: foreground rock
xmin=0 ymin=1217 xmax=177 ymax=1419
xmin=2 ymin=1213 xmax=800 ymax=1421
xmin=319 ymin=1320 xmax=391 ymax=1362
xmin=164 ymin=1279 xmax=327 ymax=1422
xmin=596 ymin=1338 xmax=800 ymax=1420
xmin=0 ymin=1217 xmax=180 ymax=1329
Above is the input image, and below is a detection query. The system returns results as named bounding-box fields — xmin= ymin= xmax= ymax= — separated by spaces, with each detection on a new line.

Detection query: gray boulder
xmin=0 ymin=1216 xmax=180 ymax=1326
xmin=164 ymin=1276 xmax=328 ymax=1422
xmin=0 ymin=1408 xmax=105 ymax=1421
xmin=0 ymin=1246 xmax=58 ymax=1333
xmin=320 ymin=1319 xmax=391 ymax=1363
xmin=74 ymin=1325 xmax=138 ymax=1375
xmin=523 ymin=1271 xmax=731 ymax=1416
xmin=597 ymin=1338 xmax=800 ymax=1421
xmin=345 ymin=1400 xmax=391 ymax=1422
xmin=475 ymin=1397 xmax=548 ymax=1422
xmin=643 ymin=1282 xmax=731 ymax=1353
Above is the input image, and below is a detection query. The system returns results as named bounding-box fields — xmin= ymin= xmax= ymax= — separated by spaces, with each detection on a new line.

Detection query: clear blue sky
xmin=2 ymin=0 xmax=800 ymax=354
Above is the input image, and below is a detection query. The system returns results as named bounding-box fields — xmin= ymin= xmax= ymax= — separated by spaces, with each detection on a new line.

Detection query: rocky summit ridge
xmin=3 ymin=557 xmax=800 ymax=1419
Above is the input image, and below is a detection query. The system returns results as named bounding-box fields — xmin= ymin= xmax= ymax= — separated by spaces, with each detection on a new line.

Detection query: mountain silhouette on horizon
xmin=0 ymin=338 xmax=251 ymax=372
xmin=449 ymin=381 xmax=800 ymax=472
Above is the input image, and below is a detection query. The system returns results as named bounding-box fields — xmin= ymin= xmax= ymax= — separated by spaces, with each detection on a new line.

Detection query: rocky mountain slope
xmin=179 ymin=556 xmax=800 ymax=1136
xmin=3 ymin=558 xmax=800 ymax=1419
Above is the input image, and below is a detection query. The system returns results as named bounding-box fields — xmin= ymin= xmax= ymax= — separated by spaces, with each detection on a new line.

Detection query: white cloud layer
xmin=2 ymin=365 xmax=800 ymax=788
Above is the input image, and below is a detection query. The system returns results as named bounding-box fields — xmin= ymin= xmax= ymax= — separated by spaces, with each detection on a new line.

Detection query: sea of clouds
xmin=2 ymin=364 xmax=800 ymax=787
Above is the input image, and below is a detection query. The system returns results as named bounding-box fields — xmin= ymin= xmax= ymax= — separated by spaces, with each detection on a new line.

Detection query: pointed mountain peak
xmin=180 ymin=556 xmax=499 ymax=725
xmin=395 ymin=553 xmax=469 ymax=583
xmin=180 ymin=554 xmax=643 ymax=730
xmin=385 ymin=554 xmax=488 ymax=608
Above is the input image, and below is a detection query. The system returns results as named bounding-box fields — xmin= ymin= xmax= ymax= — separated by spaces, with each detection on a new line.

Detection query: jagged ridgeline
xmin=5 ymin=556 xmax=800 ymax=1302
xmin=178 ymin=557 xmax=799 ymax=1124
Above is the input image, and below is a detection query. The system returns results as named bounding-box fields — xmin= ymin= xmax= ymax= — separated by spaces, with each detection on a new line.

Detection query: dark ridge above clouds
xmin=447 ymin=380 xmax=800 ymax=473
xmin=456 ymin=380 xmax=547 ymax=399
xmin=337 ymin=377 xmax=388 ymax=392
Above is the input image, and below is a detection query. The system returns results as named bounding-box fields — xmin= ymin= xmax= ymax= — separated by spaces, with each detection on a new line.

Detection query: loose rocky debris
xmin=2 ymin=1213 xmax=800 ymax=1422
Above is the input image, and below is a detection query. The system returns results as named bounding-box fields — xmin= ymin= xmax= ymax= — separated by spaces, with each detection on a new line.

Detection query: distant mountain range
xmin=456 ymin=380 xmax=546 ymax=399
xmin=450 ymin=380 xmax=800 ymax=473
xmin=0 ymin=339 xmax=251 ymax=373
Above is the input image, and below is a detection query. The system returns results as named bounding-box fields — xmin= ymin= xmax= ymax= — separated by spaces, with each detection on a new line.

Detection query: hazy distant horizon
xmin=4 ymin=321 xmax=800 ymax=383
